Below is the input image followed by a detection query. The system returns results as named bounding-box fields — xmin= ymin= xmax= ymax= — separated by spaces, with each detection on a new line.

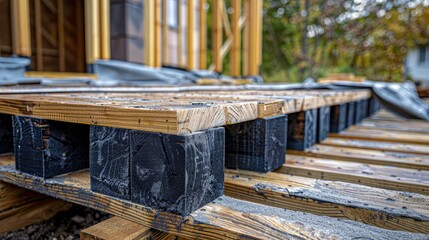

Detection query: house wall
xmin=405 ymin=48 xmax=429 ymax=86
xmin=110 ymin=0 xmax=200 ymax=68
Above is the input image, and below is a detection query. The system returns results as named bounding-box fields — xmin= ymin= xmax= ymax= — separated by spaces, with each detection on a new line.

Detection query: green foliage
xmin=262 ymin=0 xmax=429 ymax=83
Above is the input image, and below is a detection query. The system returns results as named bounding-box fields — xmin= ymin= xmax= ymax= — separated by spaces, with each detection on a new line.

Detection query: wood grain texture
xmin=80 ymin=216 xmax=178 ymax=240
xmin=289 ymin=144 xmax=429 ymax=171
xmin=225 ymin=115 xmax=287 ymax=172
xmin=287 ymin=110 xmax=317 ymax=150
xmin=224 ymin=170 xmax=429 ymax=234
xmin=331 ymin=127 xmax=429 ymax=145
xmin=322 ymin=137 xmax=429 ymax=155
xmin=13 ymin=116 xmax=89 ymax=178
xmin=280 ymin=155 xmax=429 ymax=195
xmin=0 ymin=157 xmax=426 ymax=239
xmin=0 ymin=181 xmax=71 ymax=234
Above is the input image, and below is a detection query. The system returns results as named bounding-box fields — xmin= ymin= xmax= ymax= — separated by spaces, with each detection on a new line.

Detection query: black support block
xmin=90 ymin=126 xmax=130 ymax=200
xmin=368 ymin=96 xmax=381 ymax=115
xmin=13 ymin=116 xmax=89 ymax=178
xmin=287 ymin=109 xmax=317 ymax=150
xmin=329 ymin=104 xmax=347 ymax=133
xmin=0 ymin=114 xmax=13 ymax=154
xmin=361 ymin=99 xmax=369 ymax=119
xmin=317 ymin=107 xmax=330 ymax=143
xmin=225 ymin=115 xmax=287 ymax=173
xmin=346 ymin=102 xmax=356 ymax=127
xmin=354 ymin=100 xmax=363 ymax=124
xmin=90 ymin=126 xmax=225 ymax=216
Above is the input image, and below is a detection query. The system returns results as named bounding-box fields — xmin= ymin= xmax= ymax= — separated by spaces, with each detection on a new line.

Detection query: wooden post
xmin=144 ymin=0 xmax=155 ymax=66
xmin=199 ymin=0 xmax=207 ymax=69
xmin=187 ymin=0 xmax=195 ymax=69
xmin=162 ymin=0 xmax=169 ymax=65
xmin=230 ymin=0 xmax=241 ymax=76
xmin=34 ymin=0 xmax=43 ymax=70
xmin=84 ymin=0 xmax=100 ymax=65
xmin=242 ymin=0 xmax=249 ymax=75
xmin=10 ymin=0 xmax=31 ymax=57
xmin=99 ymin=0 xmax=111 ymax=60
xmin=178 ymin=0 xmax=183 ymax=67
xmin=154 ymin=0 xmax=162 ymax=67
xmin=247 ymin=0 xmax=258 ymax=76
xmin=212 ymin=0 xmax=222 ymax=73
xmin=58 ymin=0 xmax=65 ymax=71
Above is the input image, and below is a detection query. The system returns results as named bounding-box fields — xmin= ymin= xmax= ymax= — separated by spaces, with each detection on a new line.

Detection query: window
xmin=167 ymin=0 xmax=179 ymax=28
xmin=419 ymin=46 xmax=429 ymax=64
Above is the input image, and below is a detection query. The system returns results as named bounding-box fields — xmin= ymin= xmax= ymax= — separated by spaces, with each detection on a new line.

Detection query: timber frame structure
xmin=2 ymin=0 xmax=263 ymax=76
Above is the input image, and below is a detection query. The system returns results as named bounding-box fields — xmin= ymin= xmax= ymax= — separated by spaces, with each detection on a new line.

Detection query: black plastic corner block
xmin=130 ymin=127 xmax=225 ymax=216
xmin=13 ymin=116 xmax=89 ymax=178
xmin=224 ymin=115 xmax=287 ymax=173
xmin=287 ymin=109 xmax=317 ymax=150
xmin=330 ymin=104 xmax=347 ymax=133
xmin=317 ymin=106 xmax=330 ymax=143
xmin=346 ymin=102 xmax=356 ymax=127
xmin=0 ymin=114 xmax=13 ymax=154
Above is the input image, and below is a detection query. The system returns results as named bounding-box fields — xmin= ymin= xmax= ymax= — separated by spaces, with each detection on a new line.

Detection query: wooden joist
xmin=80 ymin=216 xmax=177 ymax=240
xmin=280 ymin=155 xmax=429 ymax=195
xmin=224 ymin=170 xmax=429 ymax=234
xmin=0 ymin=180 xmax=71 ymax=234
xmin=0 ymin=156 xmax=426 ymax=239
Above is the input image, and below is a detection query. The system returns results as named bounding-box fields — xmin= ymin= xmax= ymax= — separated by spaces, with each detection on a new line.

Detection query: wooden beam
xmin=212 ymin=0 xmax=222 ymax=72
xmin=10 ymin=0 xmax=31 ymax=57
xmin=34 ymin=0 xmax=43 ymax=70
xmin=246 ymin=0 xmax=258 ymax=76
xmin=144 ymin=0 xmax=155 ymax=67
xmin=99 ymin=0 xmax=110 ymax=60
xmin=242 ymin=0 xmax=249 ymax=75
xmin=58 ymin=0 xmax=65 ymax=71
xmin=0 ymin=157 xmax=423 ymax=239
xmin=198 ymin=0 xmax=207 ymax=69
xmin=0 ymin=181 xmax=71 ymax=234
xmin=187 ymin=0 xmax=195 ymax=69
xmin=177 ymin=0 xmax=183 ymax=67
xmin=80 ymin=216 xmax=176 ymax=240
xmin=84 ymin=0 xmax=100 ymax=65
xmin=154 ymin=0 xmax=162 ymax=67
xmin=162 ymin=0 xmax=169 ymax=65
xmin=230 ymin=0 xmax=241 ymax=76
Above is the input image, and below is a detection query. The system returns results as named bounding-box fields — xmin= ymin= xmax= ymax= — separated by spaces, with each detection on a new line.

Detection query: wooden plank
xmin=162 ymin=0 xmax=169 ymax=65
xmin=279 ymin=155 xmax=429 ymax=195
xmin=144 ymin=0 xmax=156 ymax=67
xmin=230 ymin=0 xmax=241 ymax=76
xmin=358 ymin=120 xmax=429 ymax=133
xmin=187 ymin=0 xmax=195 ymax=69
xmin=198 ymin=0 xmax=207 ymax=69
xmin=224 ymin=170 xmax=429 ymax=234
xmin=0 ymin=157 xmax=426 ymax=239
xmin=58 ymin=0 xmax=66 ymax=71
xmin=154 ymin=0 xmax=162 ymax=67
xmin=322 ymin=137 xmax=429 ymax=155
xmin=35 ymin=0 xmax=43 ymax=70
xmin=331 ymin=127 xmax=429 ymax=145
xmin=84 ymin=0 xmax=100 ymax=64
xmin=177 ymin=0 xmax=183 ymax=67
xmin=288 ymin=144 xmax=429 ymax=171
xmin=80 ymin=216 xmax=177 ymax=240
xmin=0 ymin=181 xmax=71 ymax=234
xmin=212 ymin=0 xmax=222 ymax=72
xmin=0 ymin=93 xmax=259 ymax=134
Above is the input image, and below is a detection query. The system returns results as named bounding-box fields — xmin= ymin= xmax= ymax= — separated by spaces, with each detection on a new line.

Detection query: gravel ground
xmin=0 ymin=204 xmax=111 ymax=240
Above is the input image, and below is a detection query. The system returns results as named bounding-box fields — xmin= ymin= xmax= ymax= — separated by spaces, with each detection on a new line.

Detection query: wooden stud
xmin=212 ymin=0 xmax=222 ymax=72
xmin=187 ymin=0 xmax=195 ymax=69
xmin=10 ymin=0 xmax=31 ymax=57
xmin=35 ymin=0 xmax=43 ymax=70
xmin=162 ymin=0 xmax=169 ymax=65
xmin=58 ymin=0 xmax=65 ymax=71
xmin=242 ymin=0 xmax=249 ymax=75
xmin=144 ymin=0 xmax=155 ymax=67
xmin=154 ymin=0 xmax=162 ymax=67
xmin=246 ymin=0 xmax=259 ymax=76
xmin=84 ymin=0 xmax=100 ymax=65
xmin=230 ymin=0 xmax=241 ymax=76
xmin=177 ymin=0 xmax=183 ymax=67
xmin=99 ymin=0 xmax=111 ymax=60
xmin=199 ymin=0 xmax=207 ymax=69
